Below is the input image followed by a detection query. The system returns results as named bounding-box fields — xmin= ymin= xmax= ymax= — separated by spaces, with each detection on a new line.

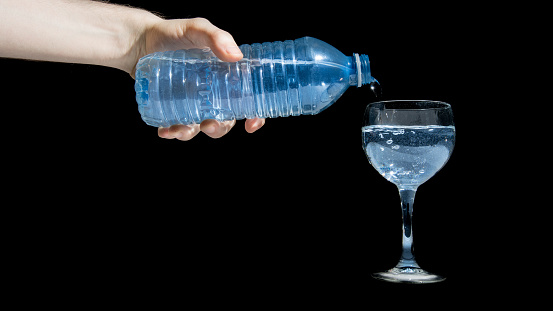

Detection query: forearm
xmin=0 ymin=0 xmax=161 ymax=73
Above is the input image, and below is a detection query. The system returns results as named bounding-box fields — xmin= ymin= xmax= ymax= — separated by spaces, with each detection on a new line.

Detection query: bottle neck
xmin=351 ymin=53 xmax=376 ymax=88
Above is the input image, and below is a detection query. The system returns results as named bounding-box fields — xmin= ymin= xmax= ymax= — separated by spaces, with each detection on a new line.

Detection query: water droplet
xmin=370 ymin=80 xmax=382 ymax=98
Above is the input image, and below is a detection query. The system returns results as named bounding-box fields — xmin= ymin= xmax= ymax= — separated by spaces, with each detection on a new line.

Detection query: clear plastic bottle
xmin=134 ymin=37 xmax=378 ymax=127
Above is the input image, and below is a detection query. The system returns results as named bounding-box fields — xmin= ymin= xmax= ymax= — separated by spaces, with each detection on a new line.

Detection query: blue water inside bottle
xmin=134 ymin=37 xmax=378 ymax=127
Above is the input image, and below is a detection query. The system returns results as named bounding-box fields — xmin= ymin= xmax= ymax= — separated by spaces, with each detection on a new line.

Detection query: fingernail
xmin=251 ymin=119 xmax=260 ymax=128
xmin=225 ymin=45 xmax=242 ymax=55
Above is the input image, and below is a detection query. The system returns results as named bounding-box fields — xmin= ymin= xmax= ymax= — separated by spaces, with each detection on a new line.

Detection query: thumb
xmin=183 ymin=18 xmax=243 ymax=62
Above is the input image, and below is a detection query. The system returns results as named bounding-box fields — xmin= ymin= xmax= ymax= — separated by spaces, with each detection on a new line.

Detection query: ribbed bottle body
xmin=135 ymin=37 xmax=361 ymax=127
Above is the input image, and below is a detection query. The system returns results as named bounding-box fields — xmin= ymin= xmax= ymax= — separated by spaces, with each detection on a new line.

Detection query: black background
xmin=2 ymin=0 xmax=523 ymax=306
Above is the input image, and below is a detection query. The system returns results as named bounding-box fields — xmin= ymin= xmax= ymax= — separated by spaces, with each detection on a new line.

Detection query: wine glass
xmin=362 ymin=100 xmax=455 ymax=284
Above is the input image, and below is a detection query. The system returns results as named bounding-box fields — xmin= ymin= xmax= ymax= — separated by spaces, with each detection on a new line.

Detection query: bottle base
xmin=371 ymin=267 xmax=445 ymax=284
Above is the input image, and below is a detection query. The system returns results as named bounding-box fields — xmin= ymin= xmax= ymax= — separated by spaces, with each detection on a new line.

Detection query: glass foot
xmin=372 ymin=267 xmax=445 ymax=284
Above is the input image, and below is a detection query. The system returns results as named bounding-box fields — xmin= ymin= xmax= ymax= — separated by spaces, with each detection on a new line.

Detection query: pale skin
xmin=0 ymin=0 xmax=265 ymax=140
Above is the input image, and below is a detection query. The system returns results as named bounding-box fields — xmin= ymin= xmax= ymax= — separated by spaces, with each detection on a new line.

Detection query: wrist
xmin=112 ymin=8 xmax=162 ymax=77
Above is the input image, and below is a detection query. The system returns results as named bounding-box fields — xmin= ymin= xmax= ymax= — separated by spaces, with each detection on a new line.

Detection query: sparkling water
xmin=362 ymin=125 xmax=455 ymax=188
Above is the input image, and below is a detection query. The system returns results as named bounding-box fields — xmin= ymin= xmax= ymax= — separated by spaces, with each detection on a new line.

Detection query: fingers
xmin=157 ymin=119 xmax=237 ymax=141
xmin=245 ymin=118 xmax=266 ymax=133
xmin=200 ymin=119 xmax=236 ymax=139
xmin=182 ymin=18 xmax=243 ymax=62
xmin=158 ymin=118 xmax=265 ymax=141
xmin=158 ymin=124 xmax=201 ymax=141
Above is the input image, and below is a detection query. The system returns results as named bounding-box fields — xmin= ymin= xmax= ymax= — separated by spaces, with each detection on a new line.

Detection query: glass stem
xmin=396 ymin=188 xmax=420 ymax=269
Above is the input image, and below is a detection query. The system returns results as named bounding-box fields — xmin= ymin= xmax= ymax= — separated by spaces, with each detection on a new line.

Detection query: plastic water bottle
xmin=134 ymin=37 xmax=378 ymax=127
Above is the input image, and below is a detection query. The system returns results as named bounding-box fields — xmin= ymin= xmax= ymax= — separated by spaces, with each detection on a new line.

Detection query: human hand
xmin=0 ymin=2 xmax=264 ymax=140
xmin=135 ymin=17 xmax=265 ymax=140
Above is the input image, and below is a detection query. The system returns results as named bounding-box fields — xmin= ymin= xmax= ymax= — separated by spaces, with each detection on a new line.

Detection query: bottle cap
xmin=353 ymin=53 xmax=362 ymax=88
